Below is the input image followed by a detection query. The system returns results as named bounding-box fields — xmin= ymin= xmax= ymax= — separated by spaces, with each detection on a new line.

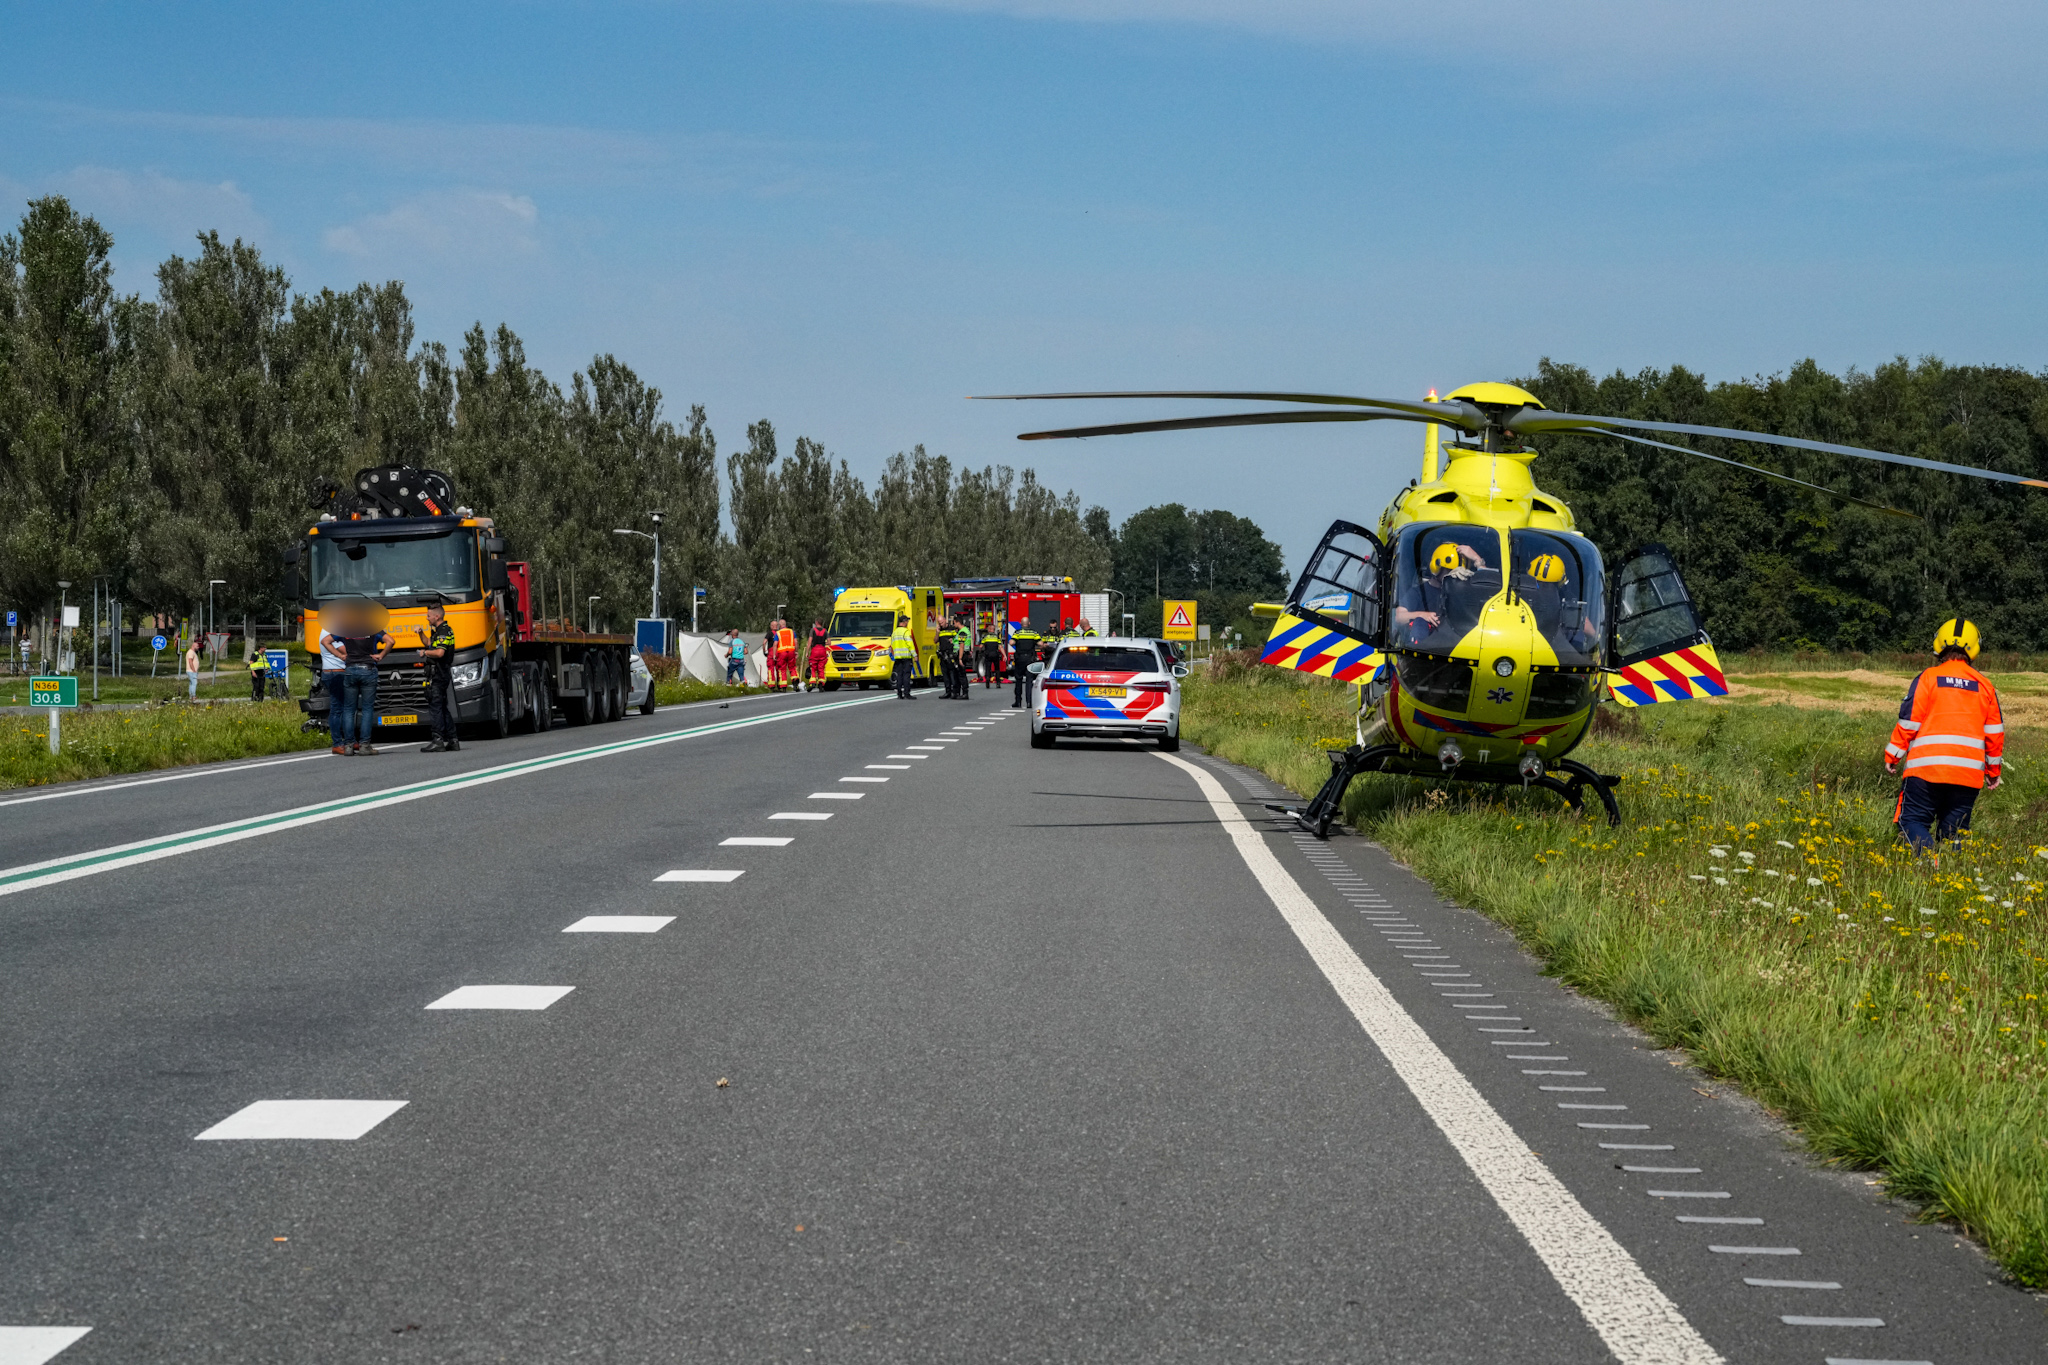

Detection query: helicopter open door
xmin=1606 ymin=544 xmax=1728 ymax=707
xmin=1259 ymin=520 xmax=1385 ymax=682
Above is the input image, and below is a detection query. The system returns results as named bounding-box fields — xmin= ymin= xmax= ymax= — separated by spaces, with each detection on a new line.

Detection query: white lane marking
xmin=1709 ymin=1245 xmax=1800 ymax=1255
xmin=563 ymin=916 xmax=673 ymax=933
xmin=1621 ymin=1166 xmax=1700 ymax=1173
xmin=426 ymin=985 xmax=574 ymax=1010
xmin=1822 ymin=1359 xmax=1932 ymax=1365
xmin=722 ymin=837 xmax=793 ymax=846
xmin=1680 ymin=1216 xmax=1763 ymax=1225
xmin=0 ymin=748 xmax=334 ymax=809
xmin=1745 ymin=1279 xmax=1840 ymax=1289
xmin=906 ymin=745 xmax=944 ymax=751
xmin=887 ymin=754 xmax=929 ymax=760
xmin=1525 ymin=1070 xmax=1587 ymax=1076
xmin=195 ymin=1100 xmax=406 ymax=1140
xmin=1784 ymin=1317 xmax=1884 ymax=1328
xmin=921 ymin=738 xmax=958 ymax=743
xmin=809 ymin=792 xmax=863 ymax=799
xmin=656 ymin=870 xmax=745 ymax=882
xmin=1540 ymin=1086 xmax=1607 ymax=1092
xmin=1602 ymin=1143 xmax=1675 ymax=1151
xmin=839 ymin=776 xmax=889 ymax=783
xmin=0 ymin=695 xmax=891 ymax=900
xmin=1154 ymin=752 xmax=1723 ymax=1365
xmin=940 ymin=730 xmax=973 ymax=736
xmin=0 ymin=1326 xmax=93 ymax=1363
xmin=866 ymin=764 xmax=911 ymax=770
xmin=769 ymin=812 xmax=832 ymax=820
xmin=1647 ymin=1190 xmax=1731 ymax=1199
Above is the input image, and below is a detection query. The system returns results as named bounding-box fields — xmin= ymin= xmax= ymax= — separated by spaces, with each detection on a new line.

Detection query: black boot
xmin=419 ymin=739 xmax=446 ymax=753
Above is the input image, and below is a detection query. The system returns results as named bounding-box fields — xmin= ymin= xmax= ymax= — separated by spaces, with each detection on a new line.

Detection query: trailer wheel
xmin=531 ymin=668 xmax=554 ymax=732
xmin=604 ymin=653 xmax=625 ymax=722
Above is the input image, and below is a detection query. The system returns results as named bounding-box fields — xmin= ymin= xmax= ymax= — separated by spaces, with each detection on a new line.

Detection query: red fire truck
xmin=943 ymin=576 xmax=1083 ymax=671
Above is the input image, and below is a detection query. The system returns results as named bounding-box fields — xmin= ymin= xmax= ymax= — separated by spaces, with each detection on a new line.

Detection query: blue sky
xmin=5 ymin=0 xmax=2044 ymax=571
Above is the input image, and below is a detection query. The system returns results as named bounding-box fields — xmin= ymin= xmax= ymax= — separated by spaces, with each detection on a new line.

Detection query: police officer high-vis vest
xmin=1887 ymin=657 xmax=2004 ymax=789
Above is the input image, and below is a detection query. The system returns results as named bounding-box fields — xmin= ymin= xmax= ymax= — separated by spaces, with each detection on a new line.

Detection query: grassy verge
xmin=1180 ymin=659 xmax=2048 ymax=1287
xmin=0 ymin=701 xmax=331 ymax=791
xmin=652 ymin=678 xmax=754 ymax=706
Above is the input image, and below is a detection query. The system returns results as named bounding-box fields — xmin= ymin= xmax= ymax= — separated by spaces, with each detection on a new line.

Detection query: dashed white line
xmin=0 ymin=1326 xmax=93 ymax=1361
xmin=563 ymin=916 xmax=673 ymax=933
xmin=1680 ymin=1216 xmax=1764 ymax=1225
xmin=809 ymin=792 xmax=863 ymax=799
xmin=1709 ymin=1245 xmax=1801 ymax=1255
xmin=866 ymin=764 xmax=911 ymax=770
xmin=425 ymin=985 xmax=574 ymax=1011
xmin=1784 ymin=1317 xmax=1884 ymax=1328
xmin=770 ymin=812 xmax=832 ymax=820
xmin=1746 ymin=1279 xmax=1840 ymax=1289
xmin=722 ymin=837 xmax=793 ymax=846
xmin=195 ymin=1100 xmax=406 ymax=1141
xmin=840 ymin=776 xmax=889 ymax=783
xmin=656 ymin=869 xmax=745 ymax=882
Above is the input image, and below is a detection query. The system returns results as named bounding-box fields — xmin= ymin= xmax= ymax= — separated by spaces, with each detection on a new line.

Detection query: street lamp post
xmin=611 ymin=517 xmax=662 ymax=621
xmin=587 ymin=596 xmax=602 ymax=635
xmin=208 ymin=580 xmax=225 ymax=683
xmin=56 ymin=580 xmax=70 ymax=674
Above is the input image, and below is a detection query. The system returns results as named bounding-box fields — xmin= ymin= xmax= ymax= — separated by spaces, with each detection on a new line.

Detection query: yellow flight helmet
xmin=1932 ymin=618 xmax=1980 ymax=659
xmin=1429 ymin=542 xmax=1463 ymax=574
xmin=1526 ymin=553 xmax=1566 ymax=584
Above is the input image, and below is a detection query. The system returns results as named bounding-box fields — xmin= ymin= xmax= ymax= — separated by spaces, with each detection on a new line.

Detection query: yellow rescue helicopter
xmin=978 ymin=382 xmax=2046 ymax=834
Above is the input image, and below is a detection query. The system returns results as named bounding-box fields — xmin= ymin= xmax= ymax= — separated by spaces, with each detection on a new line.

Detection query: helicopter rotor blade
xmin=1017 ymin=409 xmax=1424 ymax=441
xmin=977 ymin=389 xmax=1488 ymax=432
xmin=1557 ymin=427 xmax=1919 ymax=520
xmin=1510 ymin=408 xmax=2048 ymax=492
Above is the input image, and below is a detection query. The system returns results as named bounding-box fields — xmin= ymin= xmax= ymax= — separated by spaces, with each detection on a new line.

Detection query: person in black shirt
xmin=319 ymin=601 xmax=394 ymax=755
xmin=415 ymin=597 xmax=459 ymax=752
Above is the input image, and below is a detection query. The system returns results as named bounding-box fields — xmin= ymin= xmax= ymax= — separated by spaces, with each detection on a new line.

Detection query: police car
xmin=1029 ymin=636 xmax=1189 ymax=750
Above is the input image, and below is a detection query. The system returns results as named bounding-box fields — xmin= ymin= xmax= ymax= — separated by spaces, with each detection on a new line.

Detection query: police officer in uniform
xmin=936 ymin=620 xmax=961 ymax=699
xmin=1010 ymin=622 xmax=1043 ymax=709
xmin=417 ymin=596 xmax=460 ymax=752
xmin=979 ymin=627 xmax=1003 ymax=689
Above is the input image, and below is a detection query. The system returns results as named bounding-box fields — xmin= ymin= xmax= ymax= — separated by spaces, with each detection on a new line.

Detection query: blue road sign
xmin=150 ymin=634 xmax=168 ymax=651
xmin=264 ymin=648 xmax=290 ymax=679
xmin=5 ymin=610 xmax=14 ymax=627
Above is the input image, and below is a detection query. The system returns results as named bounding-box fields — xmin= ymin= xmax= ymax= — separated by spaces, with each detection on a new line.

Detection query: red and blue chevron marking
xmin=1042 ymin=671 xmax=1164 ymax=722
xmin=1613 ymin=647 xmax=1728 ymax=705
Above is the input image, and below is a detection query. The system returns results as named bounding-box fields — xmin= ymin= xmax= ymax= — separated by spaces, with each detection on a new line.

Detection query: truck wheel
xmin=605 ymin=654 xmax=625 ymax=721
xmin=488 ymin=677 xmax=511 ymax=739
xmin=532 ymin=671 xmax=554 ymax=732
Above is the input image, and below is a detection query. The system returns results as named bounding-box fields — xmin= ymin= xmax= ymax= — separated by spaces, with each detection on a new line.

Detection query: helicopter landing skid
xmin=1264 ymin=747 xmax=1623 ymax=839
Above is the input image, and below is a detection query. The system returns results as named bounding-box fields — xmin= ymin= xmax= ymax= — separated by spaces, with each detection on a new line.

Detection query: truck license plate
xmin=1085 ymin=687 xmax=1126 ymax=699
xmin=378 ymin=713 xmax=419 ymax=725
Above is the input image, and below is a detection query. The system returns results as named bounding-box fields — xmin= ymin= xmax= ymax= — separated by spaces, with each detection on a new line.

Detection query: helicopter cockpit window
xmin=1389 ymin=524 xmax=1504 ymax=658
xmin=1508 ymin=530 xmax=1604 ymax=670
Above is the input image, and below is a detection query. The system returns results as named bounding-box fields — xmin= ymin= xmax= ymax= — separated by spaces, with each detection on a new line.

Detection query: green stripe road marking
xmin=0 ymin=694 xmax=891 ymax=899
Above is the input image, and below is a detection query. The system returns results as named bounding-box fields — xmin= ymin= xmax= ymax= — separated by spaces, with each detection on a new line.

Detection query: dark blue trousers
xmin=1898 ymin=775 xmax=1978 ymax=851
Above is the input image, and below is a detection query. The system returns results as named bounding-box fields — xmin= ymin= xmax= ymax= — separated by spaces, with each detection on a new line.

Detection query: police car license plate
xmin=1085 ymin=686 xmax=1127 ymax=699
xmin=378 ymin=713 xmax=419 ymax=725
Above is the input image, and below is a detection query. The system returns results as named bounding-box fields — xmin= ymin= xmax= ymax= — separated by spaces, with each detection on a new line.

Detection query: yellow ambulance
xmin=822 ymin=585 xmax=943 ymax=690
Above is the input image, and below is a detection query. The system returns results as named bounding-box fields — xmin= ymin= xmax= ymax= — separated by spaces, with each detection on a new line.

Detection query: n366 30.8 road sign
xmin=29 ymin=676 xmax=78 ymax=708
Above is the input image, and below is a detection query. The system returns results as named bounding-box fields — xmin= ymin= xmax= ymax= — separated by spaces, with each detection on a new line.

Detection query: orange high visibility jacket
xmin=776 ymin=627 xmax=796 ymax=652
xmin=1886 ymin=659 xmax=2004 ymax=788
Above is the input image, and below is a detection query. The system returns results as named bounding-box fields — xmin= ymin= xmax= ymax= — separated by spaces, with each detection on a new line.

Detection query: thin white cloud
xmin=323 ymin=189 xmax=541 ymax=264
xmin=49 ymin=165 xmax=266 ymax=243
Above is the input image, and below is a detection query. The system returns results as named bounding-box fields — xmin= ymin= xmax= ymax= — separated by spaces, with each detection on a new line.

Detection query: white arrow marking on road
xmin=1157 ymin=751 xmax=1724 ymax=1365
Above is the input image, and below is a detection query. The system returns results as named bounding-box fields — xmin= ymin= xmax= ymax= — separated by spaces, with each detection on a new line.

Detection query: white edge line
xmin=1154 ymin=751 xmax=1723 ymax=1365
xmin=0 ymin=695 xmax=892 ymax=899
xmin=0 ymin=747 xmax=335 ymax=808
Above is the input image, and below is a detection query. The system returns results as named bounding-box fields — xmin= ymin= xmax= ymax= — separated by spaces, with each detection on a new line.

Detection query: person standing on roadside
xmin=1010 ymin=622 xmax=1042 ymax=709
xmin=321 ymin=601 xmax=394 ymax=756
xmin=889 ymin=614 xmax=917 ymax=699
xmin=808 ymin=620 xmax=830 ymax=690
xmin=777 ymin=618 xmax=800 ymax=692
xmin=1885 ymin=618 xmax=2004 ymax=856
xmin=183 ymin=639 xmax=201 ymax=701
xmin=980 ymin=628 xmax=1003 ymax=690
xmin=414 ymin=596 xmax=460 ymax=753
xmin=319 ymin=616 xmax=348 ymax=744
xmin=724 ymin=629 xmax=747 ymax=685
xmin=248 ymin=650 xmax=268 ymax=702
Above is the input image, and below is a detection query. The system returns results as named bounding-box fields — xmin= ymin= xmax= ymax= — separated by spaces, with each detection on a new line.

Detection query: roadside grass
xmin=1179 ymin=657 xmax=2048 ymax=1287
xmin=652 ymin=678 xmax=753 ymax=706
xmin=0 ymin=701 xmax=330 ymax=792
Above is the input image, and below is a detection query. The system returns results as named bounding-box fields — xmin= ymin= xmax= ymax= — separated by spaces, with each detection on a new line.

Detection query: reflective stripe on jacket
xmin=1887 ymin=659 xmax=2004 ymax=789
xmin=888 ymin=628 xmax=916 ymax=660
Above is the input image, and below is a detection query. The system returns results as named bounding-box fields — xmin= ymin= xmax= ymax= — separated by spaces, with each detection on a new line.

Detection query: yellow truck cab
xmin=822 ymin=586 xmax=942 ymax=690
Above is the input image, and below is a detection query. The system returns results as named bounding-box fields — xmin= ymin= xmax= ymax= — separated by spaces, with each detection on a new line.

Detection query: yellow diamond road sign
xmin=1163 ymin=600 xmax=1197 ymax=641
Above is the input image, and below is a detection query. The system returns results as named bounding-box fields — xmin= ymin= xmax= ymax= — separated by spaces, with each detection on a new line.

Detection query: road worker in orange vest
xmin=1885 ymin=618 xmax=2003 ymax=854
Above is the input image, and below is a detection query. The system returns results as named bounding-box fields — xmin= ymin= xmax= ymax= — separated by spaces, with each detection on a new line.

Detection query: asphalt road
xmin=2 ymin=683 xmax=2044 ymax=1363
